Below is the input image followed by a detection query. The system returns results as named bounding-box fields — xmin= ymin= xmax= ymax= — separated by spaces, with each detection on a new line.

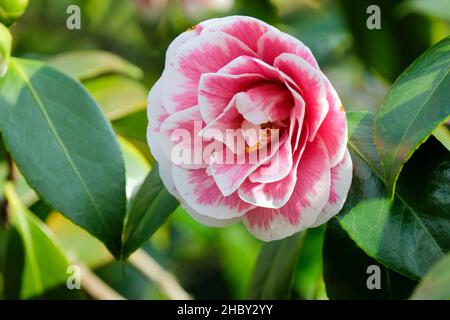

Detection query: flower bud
xmin=0 ymin=23 xmax=12 ymax=77
xmin=0 ymin=0 xmax=29 ymax=26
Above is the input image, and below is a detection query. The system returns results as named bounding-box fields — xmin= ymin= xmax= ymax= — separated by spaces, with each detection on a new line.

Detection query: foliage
xmin=0 ymin=0 xmax=448 ymax=300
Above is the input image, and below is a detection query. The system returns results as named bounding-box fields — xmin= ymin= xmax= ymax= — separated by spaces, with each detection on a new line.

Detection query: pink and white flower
xmin=147 ymin=16 xmax=352 ymax=241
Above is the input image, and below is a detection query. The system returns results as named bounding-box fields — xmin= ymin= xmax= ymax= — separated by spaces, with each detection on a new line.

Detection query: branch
xmin=129 ymin=249 xmax=192 ymax=300
xmin=77 ymin=262 xmax=125 ymax=300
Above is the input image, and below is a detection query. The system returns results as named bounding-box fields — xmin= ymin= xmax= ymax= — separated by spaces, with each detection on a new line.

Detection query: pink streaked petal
xmin=172 ymin=165 xmax=255 ymax=219
xmin=317 ymin=78 xmax=348 ymax=167
xmin=159 ymin=105 xmax=207 ymax=168
xmin=238 ymin=123 xmax=308 ymax=208
xmin=201 ymin=15 xmax=272 ymax=53
xmin=249 ymin=105 xmax=305 ymax=183
xmin=198 ymin=98 xmax=245 ymax=154
xmin=147 ymin=78 xmax=170 ymax=163
xmin=179 ymin=200 xmax=241 ymax=228
xmin=162 ymin=32 xmax=256 ymax=114
xmin=274 ymin=53 xmax=328 ymax=141
xmin=165 ymin=30 xmax=197 ymax=65
xmin=209 ymin=130 xmax=287 ymax=196
xmin=198 ymin=72 xmax=266 ymax=124
xmin=257 ymin=29 xmax=319 ymax=69
xmin=243 ymin=136 xmax=330 ymax=241
xmin=219 ymin=56 xmax=281 ymax=81
xmin=311 ymin=149 xmax=352 ymax=227
xmin=235 ymin=83 xmax=292 ymax=125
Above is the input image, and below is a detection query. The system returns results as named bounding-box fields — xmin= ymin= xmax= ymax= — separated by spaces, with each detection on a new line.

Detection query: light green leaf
xmin=339 ymin=112 xmax=450 ymax=279
xmin=121 ymin=165 xmax=178 ymax=259
xmin=47 ymin=50 xmax=143 ymax=81
xmin=0 ymin=58 xmax=127 ymax=259
xmin=397 ymin=0 xmax=450 ymax=21
xmin=375 ymin=36 xmax=450 ymax=198
xmin=248 ymin=232 xmax=306 ymax=299
xmin=433 ymin=124 xmax=450 ymax=152
xmin=411 ymin=253 xmax=450 ymax=299
xmin=118 ymin=136 xmax=150 ymax=199
xmin=4 ymin=183 xmax=71 ymax=299
xmin=84 ymin=75 xmax=147 ymax=121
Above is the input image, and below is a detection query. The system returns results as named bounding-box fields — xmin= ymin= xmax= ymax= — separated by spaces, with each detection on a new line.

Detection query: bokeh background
xmin=1 ymin=0 xmax=449 ymax=299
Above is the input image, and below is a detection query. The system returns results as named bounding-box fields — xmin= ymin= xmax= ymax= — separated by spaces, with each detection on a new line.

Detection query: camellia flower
xmin=147 ymin=16 xmax=352 ymax=241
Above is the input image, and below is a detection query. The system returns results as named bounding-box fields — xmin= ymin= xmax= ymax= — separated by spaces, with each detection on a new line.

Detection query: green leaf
xmin=121 ymin=165 xmax=178 ymax=259
xmin=118 ymin=136 xmax=150 ymax=199
xmin=294 ymin=226 xmax=326 ymax=300
xmin=248 ymin=232 xmax=306 ymax=299
xmin=47 ymin=50 xmax=143 ymax=81
xmin=339 ymin=112 xmax=450 ymax=279
xmin=433 ymin=124 xmax=450 ymax=152
xmin=0 ymin=58 xmax=127 ymax=259
xmin=410 ymin=253 xmax=450 ymax=299
xmin=397 ymin=0 xmax=450 ymax=22
xmin=46 ymin=137 xmax=149 ymax=269
xmin=375 ymin=36 xmax=450 ymax=198
xmin=323 ymin=219 xmax=417 ymax=299
xmin=84 ymin=75 xmax=147 ymax=121
xmin=4 ymin=182 xmax=71 ymax=299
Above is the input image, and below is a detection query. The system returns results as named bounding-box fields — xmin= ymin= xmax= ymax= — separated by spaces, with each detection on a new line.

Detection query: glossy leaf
xmin=0 ymin=58 xmax=127 ymax=259
xmin=47 ymin=50 xmax=143 ymax=81
xmin=84 ymin=75 xmax=147 ymax=121
xmin=248 ymin=232 xmax=306 ymax=299
xmin=4 ymin=183 xmax=71 ymax=299
xmin=411 ymin=253 xmax=450 ymax=299
xmin=339 ymin=112 xmax=450 ymax=279
xmin=121 ymin=166 xmax=178 ymax=259
xmin=375 ymin=36 xmax=450 ymax=197
xmin=323 ymin=219 xmax=417 ymax=299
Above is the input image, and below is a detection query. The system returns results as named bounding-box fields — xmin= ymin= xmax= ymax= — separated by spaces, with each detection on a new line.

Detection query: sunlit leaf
xmin=47 ymin=50 xmax=143 ymax=81
xmin=339 ymin=112 xmax=450 ymax=279
xmin=375 ymin=36 xmax=450 ymax=197
xmin=4 ymin=183 xmax=71 ymax=299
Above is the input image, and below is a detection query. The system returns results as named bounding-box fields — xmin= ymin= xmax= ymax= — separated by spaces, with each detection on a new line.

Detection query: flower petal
xmin=311 ymin=149 xmax=352 ymax=227
xmin=159 ymin=105 xmax=207 ymax=168
xmin=201 ymin=15 xmax=271 ymax=53
xmin=172 ymin=165 xmax=254 ymax=219
xmin=243 ymin=136 xmax=330 ymax=241
xmin=317 ymin=78 xmax=348 ymax=167
xmin=238 ymin=121 xmax=308 ymax=208
xmin=162 ymin=32 xmax=256 ymax=114
xmin=147 ymin=78 xmax=170 ymax=163
xmin=199 ymin=72 xmax=266 ymax=124
xmin=235 ymin=83 xmax=292 ymax=125
xmin=257 ymin=29 xmax=319 ymax=68
xmin=274 ymin=53 xmax=328 ymax=141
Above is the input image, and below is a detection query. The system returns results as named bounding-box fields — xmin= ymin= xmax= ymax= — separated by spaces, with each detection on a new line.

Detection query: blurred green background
xmin=1 ymin=0 xmax=449 ymax=300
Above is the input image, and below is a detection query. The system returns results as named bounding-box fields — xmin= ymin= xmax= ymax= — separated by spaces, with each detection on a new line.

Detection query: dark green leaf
xmin=0 ymin=58 xmax=127 ymax=258
xmin=323 ymin=219 xmax=417 ymax=299
xmin=339 ymin=112 xmax=450 ymax=279
xmin=121 ymin=166 xmax=178 ymax=259
xmin=248 ymin=232 xmax=306 ymax=299
xmin=411 ymin=253 xmax=450 ymax=299
xmin=375 ymin=36 xmax=450 ymax=197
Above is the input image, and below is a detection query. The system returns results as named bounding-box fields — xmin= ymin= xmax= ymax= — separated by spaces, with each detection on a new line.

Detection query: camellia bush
xmin=0 ymin=0 xmax=449 ymax=300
